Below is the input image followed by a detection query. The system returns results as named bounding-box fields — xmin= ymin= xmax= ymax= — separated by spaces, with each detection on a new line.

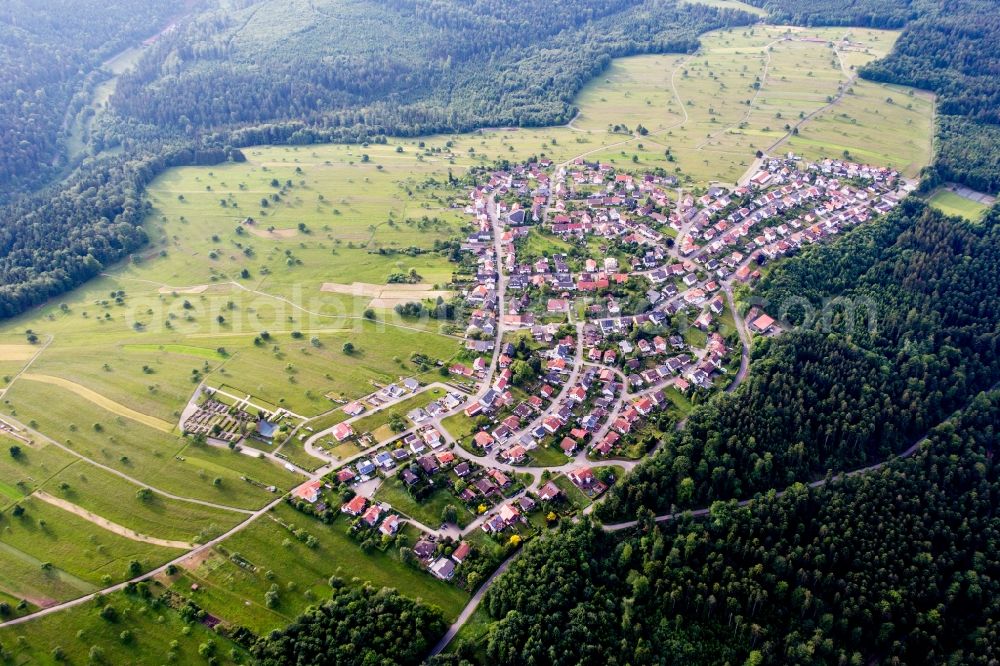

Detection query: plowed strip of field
xmin=19 ymin=374 xmax=174 ymax=433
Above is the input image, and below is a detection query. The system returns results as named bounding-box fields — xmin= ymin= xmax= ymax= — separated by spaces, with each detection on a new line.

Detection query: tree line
xmin=743 ymin=0 xmax=928 ymax=28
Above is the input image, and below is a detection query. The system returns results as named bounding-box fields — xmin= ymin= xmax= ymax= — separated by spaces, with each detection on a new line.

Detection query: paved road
xmin=1 ymin=413 xmax=255 ymax=515
xmin=429 ymin=548 xmax=524 ymax=656
xmin=0 ymin=494 xmax=284 ymax=628
xmin=724 ymin=286 xmax=751 ymax=393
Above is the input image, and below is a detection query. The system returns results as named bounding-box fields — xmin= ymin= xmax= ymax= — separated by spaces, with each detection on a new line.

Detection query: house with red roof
xmin=331 ymin=422 xmax=354 ymax=442
xmin=292 ymin=480 xmax=323 ymax=503
xmin=362 ymin=504 xmax=382 ymax=527
xmin=341 ymin=495 xmax=367 ymax=516
xmin=569 ymin=467 xmax=596 ymax=488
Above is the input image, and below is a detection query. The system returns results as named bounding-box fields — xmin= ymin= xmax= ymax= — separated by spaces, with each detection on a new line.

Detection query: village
xmin=263 ymin=150 xmax=909 ymax=590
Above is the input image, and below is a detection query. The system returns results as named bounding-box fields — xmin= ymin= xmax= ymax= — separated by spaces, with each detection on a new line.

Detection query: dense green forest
xmin=462 ymin=390 xmax=1000 ymax=665
xmin=251 ymin=585 xmax=446 ymax=666
xmin=109 ymin=0 xmax=753 ymax=139
xmin=596 ymin=200 xmax=1000 ymax=519
xmin=0 ymin=0 xmax=187 ymax=195
xmin=743 ymin=0 xmax=928 ymax=28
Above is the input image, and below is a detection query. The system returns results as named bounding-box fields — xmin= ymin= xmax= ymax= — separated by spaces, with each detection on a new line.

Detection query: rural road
xmin=0 ymin=494 xmax=284 ymax=628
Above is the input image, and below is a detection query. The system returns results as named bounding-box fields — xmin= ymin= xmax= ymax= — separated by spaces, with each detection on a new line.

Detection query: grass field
xmin=178 ymin=503 xmax=469 ymax=632
xmin=0 ymin=437 xmax=75 ymax=510
xmin=374 ymin=476 xmax=473 ymax=529
xmin=561 ymin=25 xmax=931 ymax=185
xmin=783 ymin=80 xmax=934 ymax=176
xmin=0 ymin=589 xmax=245 ymax=665
xmin=41 ymin=461 xmax=245 ymax=544
xmin=926 ymin=187 xmax=992 ymax=221
xmin=0 ymin=496 xmax=176 ymax=588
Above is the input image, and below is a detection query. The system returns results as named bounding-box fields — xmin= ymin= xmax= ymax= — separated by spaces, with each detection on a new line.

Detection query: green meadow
xmin=0 ymin=589 xmax=245 ymax=665
xmin=40 ymin=461 xmax=245 ymax=544
xmin=564 ymin=25 xmax=931 ymax=185
xmin=0 ymin=437 xmax=75 ymax=510
xmin=0 ymin=496 xmax=177 ymax=587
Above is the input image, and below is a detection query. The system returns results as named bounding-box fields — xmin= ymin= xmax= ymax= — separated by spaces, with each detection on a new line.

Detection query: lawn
xmin=926 ymin=187 xmax=991 ymax=221
xmin=0 ymin=496 xmax=178 ymax=589
xmin=552 ymin=475 xmax=592 ymax=510
xmin=0 ymin=589 xmax=245 ymax=665
xmin=374 ymin=475 xmax=473 ymax=529
xmin=170 ymin=569 xmax=289 ymax=634
xmin=441 ymin=410 xmax=479 ymax=441
xmin=41 ymin=460 xmax=245 ymax=544
xmin=184 ymin=503 xmax=469 ymax=631
xmin=526 ymin=443 xmax=572 ymax=467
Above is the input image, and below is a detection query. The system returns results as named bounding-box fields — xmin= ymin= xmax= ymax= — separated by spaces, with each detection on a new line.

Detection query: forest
xmin=596 ymin=200 xmax=1000 ymax=519
xmin=0 ymin=0 xmax=190 ymax=196
xmin=743 ymin=0 xmax=930 ymax=28
xmin=252 ymin=584 xmax=446 ymax=665
xmin=109 ymin=0 xmax=753 ymax=139
xmin=461 ymin=390 xmax=1000 ymax=665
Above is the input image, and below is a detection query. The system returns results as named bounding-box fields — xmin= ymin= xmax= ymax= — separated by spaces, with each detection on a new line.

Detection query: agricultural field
xmin=563 ymin=25 xmax=932 ymax=185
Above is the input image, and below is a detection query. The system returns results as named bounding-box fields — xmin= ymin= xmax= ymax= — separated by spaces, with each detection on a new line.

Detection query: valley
xmin=5 ymin=2 xmax=1000 ymax=663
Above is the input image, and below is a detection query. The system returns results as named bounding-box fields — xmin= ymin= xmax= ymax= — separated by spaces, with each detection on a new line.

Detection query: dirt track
xmin=34 ymin=491 xmax=194 ymax=550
